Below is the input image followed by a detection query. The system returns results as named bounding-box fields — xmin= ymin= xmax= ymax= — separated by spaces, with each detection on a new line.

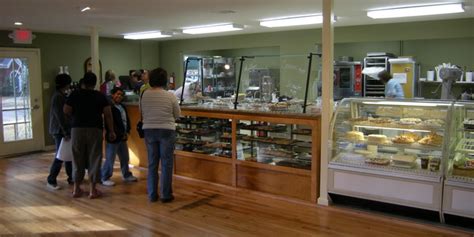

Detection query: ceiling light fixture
xmin=182 ymin=24 xmax=243 ymax=35
xmin=260 ymin=14 xmax=335 ymax=28
xmin=367 ymin=3 xmax=464 ymax=19
xmin=123 ymin=31 xmax=172 ymax=40
xmin=14 ymin=22 xmax=23 ymax=26
xmin=81 ymin=6 xmax=91 ymax=12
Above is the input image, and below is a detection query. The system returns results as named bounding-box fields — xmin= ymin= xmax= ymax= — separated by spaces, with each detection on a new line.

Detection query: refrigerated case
xmin=443 ymin=101 xmax=474 ymax=219
xmin=328 ymin=98 xmax=455 ymax=217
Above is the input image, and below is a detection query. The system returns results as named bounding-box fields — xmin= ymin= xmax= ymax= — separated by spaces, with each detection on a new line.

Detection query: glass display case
xmin=236 ymin=120 xmax=312 ymax=170
xmin=175 ymin=116 xmax=232 ymax=159
xmin=328 ymin=98 xmax=455 ymax=212
xmin=443 ymin=101 xmax=474 ymax=218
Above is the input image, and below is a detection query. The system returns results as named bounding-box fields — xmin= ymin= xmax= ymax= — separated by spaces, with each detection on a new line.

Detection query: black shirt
xmin=66 ymin=89 xmax=109 ymax=129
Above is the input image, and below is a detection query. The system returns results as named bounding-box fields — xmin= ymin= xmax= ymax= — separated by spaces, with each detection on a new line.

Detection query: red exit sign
xmin=13 ymin=29 xmax=33 ymax=44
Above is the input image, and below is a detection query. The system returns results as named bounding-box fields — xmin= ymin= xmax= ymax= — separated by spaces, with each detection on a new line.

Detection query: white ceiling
xmin=1 ymin=0 xmax=473 ymax=41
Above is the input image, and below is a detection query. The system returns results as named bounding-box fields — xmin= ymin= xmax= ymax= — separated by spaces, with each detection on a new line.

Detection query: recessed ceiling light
xmin=367 ymin=3 xmax=464 ymax=19
xmin=123 ymin=31 xmax=172 ymax=40
xmin=81 ymin=6 xmax=91 ymax=12
xmin=182 ymin=24 xmax=243 ymax=35
xmin=14 ymin=22 xmax=23 ymax=26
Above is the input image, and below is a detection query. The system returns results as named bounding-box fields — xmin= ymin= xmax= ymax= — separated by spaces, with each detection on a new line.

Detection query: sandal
xmin=72 ymin=189 xmax=83 ymax=198
xmin=89 ymin=189 xmax=103 ymax=199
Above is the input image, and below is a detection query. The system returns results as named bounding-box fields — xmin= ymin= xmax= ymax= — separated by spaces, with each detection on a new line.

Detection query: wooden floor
xmin=0 ymin=152 xmax=472 ymax=237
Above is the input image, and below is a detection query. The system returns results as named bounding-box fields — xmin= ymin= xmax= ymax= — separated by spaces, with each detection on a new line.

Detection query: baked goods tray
xmin=331 ymin=153 xmax=439 ymax=176
xmin=337 ymin=138 xmax=443 ymax=151
xmin=351 ymin=122 xmax=444 ymax=132
xmin=455 ymin=138 xmax=474 ymax=153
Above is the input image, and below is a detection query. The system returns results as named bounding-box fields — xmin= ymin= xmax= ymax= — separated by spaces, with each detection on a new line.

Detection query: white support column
xmin=318 ymin=0 xmax=334 ymax=206
xmin=90 ymin=26 xmax=100 ymax=90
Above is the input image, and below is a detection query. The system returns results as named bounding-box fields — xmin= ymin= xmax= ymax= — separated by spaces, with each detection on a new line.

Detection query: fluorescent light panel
xmin=123 ymin=31 xmax=171 ymax=40
xmin=260 ymin=14 xmax=328 ymax=28
xmin=182 ymin=24 xmax=243 ymax=34
xmin=81 ymin=6 xmax=91 ymax=12
xmin=367 ymin=3 xmax=464 ymax=19
xmin=14 ymin=22 xmax=23 ymax=26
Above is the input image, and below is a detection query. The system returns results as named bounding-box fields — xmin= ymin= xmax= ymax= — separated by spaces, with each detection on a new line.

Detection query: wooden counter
xmin=126 ymin=104 xmax=321 ymax=203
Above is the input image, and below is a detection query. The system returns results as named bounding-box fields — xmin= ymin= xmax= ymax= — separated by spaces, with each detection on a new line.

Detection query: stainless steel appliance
xmin=334 ymin=60 xmax=362 ymax=99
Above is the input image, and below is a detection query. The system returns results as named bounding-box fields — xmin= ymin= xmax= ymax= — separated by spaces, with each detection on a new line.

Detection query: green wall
xmin=160 ymin=18 xmax=474 ymax=99
xmin=0 ymin=31 xmax=160 ymax=146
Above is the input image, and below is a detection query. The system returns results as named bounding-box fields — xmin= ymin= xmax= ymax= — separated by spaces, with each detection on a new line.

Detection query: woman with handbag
xmin=140 ymin=68 xmax=181 ymax=203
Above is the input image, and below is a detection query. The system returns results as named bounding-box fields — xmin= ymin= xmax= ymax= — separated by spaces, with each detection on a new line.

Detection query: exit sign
xmin=12 ymin=29 xmax=33 ymax=44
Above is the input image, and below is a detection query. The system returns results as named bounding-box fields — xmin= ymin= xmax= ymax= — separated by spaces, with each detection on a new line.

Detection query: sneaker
xmin=101 ymin=180 xmax=115 ymax=186
xmin=46 ymin=183 xmax=61 ymax=190
xmin=123 ymin=175 xmax=138 ymax=182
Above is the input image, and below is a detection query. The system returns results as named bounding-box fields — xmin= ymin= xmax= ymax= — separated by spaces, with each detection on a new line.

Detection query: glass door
xmin=0 ymin=48 xmax=44 ymax=157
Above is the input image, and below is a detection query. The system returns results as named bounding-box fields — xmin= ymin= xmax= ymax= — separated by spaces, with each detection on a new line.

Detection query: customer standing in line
xmin=101 ymin=87 xmax=138 ymax=186
xmin=100 ymin=69 xmax=120 ymax=97
xmin=378 ymin=70 xmax=404 ymax=99
xmin=64 ymin=72 xmax=116 ymax=199
xmin=47 ymin=73 xmax=73 ymax=190
xmin=139 ymin=69 xmax=150 ymax=96
xmin=141 ymin=68 xmax=181 ymax=203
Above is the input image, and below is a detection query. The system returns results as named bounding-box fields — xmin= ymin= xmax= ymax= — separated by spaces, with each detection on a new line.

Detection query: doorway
xmin=0 ymin=48 xmax=44 ymax=157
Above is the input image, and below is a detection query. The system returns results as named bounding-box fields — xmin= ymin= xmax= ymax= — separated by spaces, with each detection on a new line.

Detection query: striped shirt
xmin=140 ymin=88 xmax=181 ymax=130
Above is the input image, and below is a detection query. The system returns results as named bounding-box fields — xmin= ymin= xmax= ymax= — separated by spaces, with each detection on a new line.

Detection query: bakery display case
xmin=443 ymin=101 xmax=474 ymax=219
xmin=175 ymin=117 xmax=232 ymax=159
xmin=236 ymin=121 xmax=312 ymax=170
xmin=143 ymin=106 xmax=320 ymax=202
xmin=328 ymin=98 xmax=455 ymax=214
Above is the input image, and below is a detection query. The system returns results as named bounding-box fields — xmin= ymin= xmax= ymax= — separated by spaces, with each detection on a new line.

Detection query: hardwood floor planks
xmin=0 ymin=152 xmax=471 ymax=237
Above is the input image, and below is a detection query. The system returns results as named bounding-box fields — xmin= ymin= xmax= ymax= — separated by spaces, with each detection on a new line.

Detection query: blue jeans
xmin=101 ymin=140 xmax=133 ymax=181
xmin=47 ymin=134 xmax=72 ymax=185
xmin=144 ymin=129 xmax=176 ymax=201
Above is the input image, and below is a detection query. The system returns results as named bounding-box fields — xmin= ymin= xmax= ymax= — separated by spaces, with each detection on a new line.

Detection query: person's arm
xmin=52 ymin=95 xmax=69 ymax=138
xmin=171 ymin=96 xmax=181 ymax=120
xmin=395 ymin=82 xmax=405 ymax=98
xmin=103 ymin=106 xmax=116 ymax=141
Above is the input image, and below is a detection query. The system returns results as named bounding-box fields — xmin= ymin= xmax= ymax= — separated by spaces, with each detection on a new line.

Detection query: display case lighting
xmin=361 ymin=101 xmax=451 ymax=107
xmin=367 ymin=3 xmax=464 ymax=19
xmin=123 ymin=31 xmax=172 ymax=40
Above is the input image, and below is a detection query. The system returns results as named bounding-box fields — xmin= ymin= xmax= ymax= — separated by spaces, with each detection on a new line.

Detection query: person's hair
xmin=110 ymin=86 xmax=124 ymax=95
xmin=149 ymin=68 xmax=168 ymax=88
xmin=55 ymin=73 xmax=72 ymax=90
xmin=82 ymin=72 xmax=97 ymax=87
xmin=104 ymin=70 xmax=115 ymax=82
xmin=378 ymin=70 xmax=392 ymax=83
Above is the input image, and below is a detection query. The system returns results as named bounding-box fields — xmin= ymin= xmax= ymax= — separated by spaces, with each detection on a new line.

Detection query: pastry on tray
xmin=369 ymin=118 xmax=393 ymax=125
xmin=365 ymin=157 xmax=390 ymax=165
xmin=399 ymin=118 xmax=422 ymax=125
xmin=392 ymin=134 xmax=419 ymax=144
xmin=418 ymin=133 xmax=443 ymax=146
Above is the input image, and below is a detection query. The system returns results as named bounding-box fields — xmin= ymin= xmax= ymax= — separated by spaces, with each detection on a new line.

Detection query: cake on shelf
xmin=367 ymin=134 xmax=388 ymax=144
xmin=346 ymin=131 xmax=364 ymax=142
xmin=399 ymin=118 xmax=422 ymax=125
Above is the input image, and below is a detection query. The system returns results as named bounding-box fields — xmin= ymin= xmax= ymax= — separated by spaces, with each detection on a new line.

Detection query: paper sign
xmin=392 ymin=73 xmax=407 ymax=84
